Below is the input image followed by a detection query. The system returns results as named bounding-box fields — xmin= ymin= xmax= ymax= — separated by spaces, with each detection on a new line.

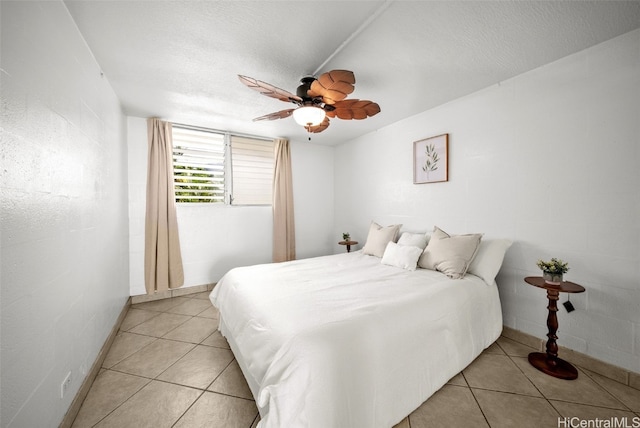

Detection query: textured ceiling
xmin=64 ymin=0 xmax=640 ymax=145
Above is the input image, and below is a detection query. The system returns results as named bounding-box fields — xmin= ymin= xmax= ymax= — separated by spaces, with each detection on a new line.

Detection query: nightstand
xmin=524 ymin=276 xmax=585 ymax=380
xmin=338 ymin=240 xmax=358 ymax=253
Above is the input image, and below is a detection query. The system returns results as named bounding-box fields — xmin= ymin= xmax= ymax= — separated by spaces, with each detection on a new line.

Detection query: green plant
xmin=342 ymin=232 xmax=350 ymax=241
xmin=536 ymin=258 xmax=569 ymax=274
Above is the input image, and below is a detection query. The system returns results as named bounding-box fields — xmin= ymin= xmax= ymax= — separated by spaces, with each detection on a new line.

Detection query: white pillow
xmin=418 ymin=226 xmax=482 ymax=279
xmin=467 ymin=239 xmax=512 ymax=285
xmin=361 ymin=222 xmax=402 ymax=257
xmin=397 ymin=232 xmax=430 ymax=250
xmin=381 ymin=242 xmax=423 ymax=271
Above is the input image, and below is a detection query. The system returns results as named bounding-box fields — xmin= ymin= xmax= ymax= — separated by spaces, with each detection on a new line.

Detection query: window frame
xmin=171 ymin=124 xmax=274 ymax=206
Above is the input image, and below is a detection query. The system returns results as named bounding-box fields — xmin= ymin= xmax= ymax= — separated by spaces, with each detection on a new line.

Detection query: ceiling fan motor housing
xmin=296 ymin=76 xmax=316 ymax=100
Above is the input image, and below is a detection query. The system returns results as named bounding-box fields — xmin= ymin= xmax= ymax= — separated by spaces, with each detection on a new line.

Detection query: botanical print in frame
xmin=413 ymin=133 xmax=448 ymax=184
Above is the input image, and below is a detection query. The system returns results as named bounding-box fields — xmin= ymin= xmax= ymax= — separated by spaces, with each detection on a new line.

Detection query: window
xmin=172 ymin=125 xmax=273 ymax=205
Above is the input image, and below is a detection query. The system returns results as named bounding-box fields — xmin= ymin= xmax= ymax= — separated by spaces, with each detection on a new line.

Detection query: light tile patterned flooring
xmin=72 ymin=292 xmax=640 ymax=427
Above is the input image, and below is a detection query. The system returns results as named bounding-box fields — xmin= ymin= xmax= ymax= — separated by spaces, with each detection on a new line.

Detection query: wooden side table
xmin=338 ymin=240 xmax=358 ymax=253
xmin=524 ymin=276 xmax=585 ymax=380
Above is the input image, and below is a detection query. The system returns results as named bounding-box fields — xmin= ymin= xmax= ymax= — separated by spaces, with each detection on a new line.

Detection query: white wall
xmin=0 ymin=2 xmax=129 ymax=427
xmin=334 ymin=29 xmax=640 ymax=373
xmin=127 ymin=117 xmax=334 ymax=295
xmin=290 ymin=141 xmax=334 ymax=259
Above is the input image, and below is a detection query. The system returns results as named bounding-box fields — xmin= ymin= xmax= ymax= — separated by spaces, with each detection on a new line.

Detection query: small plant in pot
xmin=342 ymin=233 xmax=351 ymax=242
xmin=536 ymin=258 xmax=569 ymax=285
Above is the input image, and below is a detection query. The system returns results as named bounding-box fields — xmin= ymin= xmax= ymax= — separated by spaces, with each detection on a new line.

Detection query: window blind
xmin=230 ymin=136 xmax=274 ymax=205
xmin=172 ymin=126 xmax=225 ymax=203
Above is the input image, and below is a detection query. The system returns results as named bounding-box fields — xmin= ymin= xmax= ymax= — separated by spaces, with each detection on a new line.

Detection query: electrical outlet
xmin=60 ymin=371 xmax=72 ymax=399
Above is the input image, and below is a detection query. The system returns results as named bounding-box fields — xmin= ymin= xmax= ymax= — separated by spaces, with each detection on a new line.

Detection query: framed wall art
xmin=413 ymin=133 xmax=448 ymax=184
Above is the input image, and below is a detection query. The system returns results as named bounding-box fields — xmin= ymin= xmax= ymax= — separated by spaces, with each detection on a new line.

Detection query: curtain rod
xmin=172 ymin=122 xmax=276 ymax=142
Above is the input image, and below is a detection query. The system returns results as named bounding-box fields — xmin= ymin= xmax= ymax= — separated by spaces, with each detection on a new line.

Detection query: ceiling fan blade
xmin=253 ymin=109 xmax=295 ymax=121
xmin=308 ymin=70 xmax=355 ymax=104
xmin=238 ymin=75 xmax=302 ymax=104
xmin=329 ymin=99 xmax=381 ymax=120
xmin=307 ymin=116 xmax=330 ymax=133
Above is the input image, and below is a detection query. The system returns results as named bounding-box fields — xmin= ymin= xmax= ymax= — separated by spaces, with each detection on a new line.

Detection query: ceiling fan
xmin=238 ymin=70 xmax=381 ymax=137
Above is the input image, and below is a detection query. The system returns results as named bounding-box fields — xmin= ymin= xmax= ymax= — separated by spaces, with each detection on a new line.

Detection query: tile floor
xmin=72 ymin=292 xmax=640 ymax=428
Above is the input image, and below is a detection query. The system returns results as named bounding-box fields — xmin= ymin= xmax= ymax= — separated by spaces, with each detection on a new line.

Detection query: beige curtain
xmin=272 ymin=138 xmax=296 ymax=262
xmin=144 ymin=118 xmax=184 ymax=293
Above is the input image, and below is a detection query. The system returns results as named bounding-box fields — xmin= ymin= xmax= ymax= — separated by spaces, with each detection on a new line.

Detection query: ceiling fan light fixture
xmin=293 ymin=106 xmax=326 ymax=127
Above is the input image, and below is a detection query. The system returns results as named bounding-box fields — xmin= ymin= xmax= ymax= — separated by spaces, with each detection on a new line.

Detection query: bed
xmin=209 ymin=225 xmax=509 ymax=428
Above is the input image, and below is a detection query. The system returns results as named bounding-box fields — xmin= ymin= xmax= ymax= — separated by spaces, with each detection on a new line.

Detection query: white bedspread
xmin=210 ymin=251 xmax=502 ymax=428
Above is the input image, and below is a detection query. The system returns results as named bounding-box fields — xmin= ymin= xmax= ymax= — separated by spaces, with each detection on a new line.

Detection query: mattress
xmin=209 ymin=251 xmax=502 ymax=428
